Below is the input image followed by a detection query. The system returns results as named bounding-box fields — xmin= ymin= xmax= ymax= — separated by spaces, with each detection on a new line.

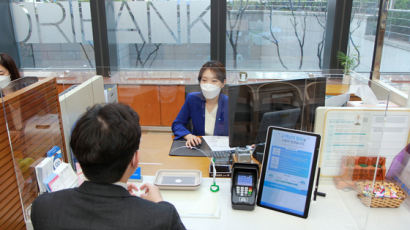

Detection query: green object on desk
xmin=210 ymin=182 xmax=219 ymax=192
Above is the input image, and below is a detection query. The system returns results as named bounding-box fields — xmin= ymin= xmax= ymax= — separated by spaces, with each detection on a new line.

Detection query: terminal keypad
xmin=236 ymin=186 xmax=253 ymax=197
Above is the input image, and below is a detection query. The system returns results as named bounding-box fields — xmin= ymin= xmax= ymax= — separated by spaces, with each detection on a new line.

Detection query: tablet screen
xmin=257 ymin=126 xmax=320 ymax=218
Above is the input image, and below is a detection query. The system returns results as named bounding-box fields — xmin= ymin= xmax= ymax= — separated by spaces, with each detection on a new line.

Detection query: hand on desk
xmin=184 ymin=134 xmax=202 ymax=148
xmin=127 ymin=183 xmax=163 ymax=203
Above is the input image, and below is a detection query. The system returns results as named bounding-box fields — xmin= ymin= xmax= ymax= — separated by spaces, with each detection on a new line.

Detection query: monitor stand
xmin=235 ymin=146 xmax=253 ymax=163
xmin=252 ymin=143 xmax=265 ymax=163
xmin=313 ymin=167 xmax=326 ymax=200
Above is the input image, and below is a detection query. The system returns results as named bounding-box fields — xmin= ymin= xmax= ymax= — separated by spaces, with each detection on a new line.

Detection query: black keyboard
xmin=211 ymin=150 xmax=234 ymax=158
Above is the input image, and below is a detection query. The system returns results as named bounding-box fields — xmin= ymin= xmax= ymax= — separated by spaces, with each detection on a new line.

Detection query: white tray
xmin=154 ymin=169 xmax=202 ymax=190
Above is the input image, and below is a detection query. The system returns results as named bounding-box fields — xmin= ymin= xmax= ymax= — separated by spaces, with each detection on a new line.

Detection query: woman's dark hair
xmin=70 ymin=103 xmax=141 ymax=183
xmin=197 ymin=60 xmax=226 ymax=83
xmin=0 ymin=53 xmax=21 ymax=81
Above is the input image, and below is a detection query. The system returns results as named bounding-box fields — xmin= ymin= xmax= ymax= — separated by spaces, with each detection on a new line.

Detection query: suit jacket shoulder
xmin=31 ymin=182 xmax=186 ymax=230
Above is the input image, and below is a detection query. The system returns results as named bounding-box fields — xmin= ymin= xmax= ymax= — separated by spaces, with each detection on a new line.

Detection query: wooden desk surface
xmin=326 ymin=83 xmax=350 ymax=95
xmin=138 ymin=131 xmax=211 ymax=177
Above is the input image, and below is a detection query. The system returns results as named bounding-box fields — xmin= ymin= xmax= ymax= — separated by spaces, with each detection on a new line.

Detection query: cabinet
xmin=159 ymin=86 xmax=185 ymax=126
xmin=57 ymin=84 xmax=74 ymax=94
xmin=118 ymin=85 xmax=185 ymax=126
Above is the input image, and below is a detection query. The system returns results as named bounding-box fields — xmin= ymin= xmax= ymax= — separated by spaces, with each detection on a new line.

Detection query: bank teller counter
xmin=4 ymin=70 xmax=410 ymax=229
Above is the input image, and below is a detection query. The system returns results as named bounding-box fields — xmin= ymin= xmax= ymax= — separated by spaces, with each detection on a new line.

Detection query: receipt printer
xmin=231 ymin=163 xmax=259 ymax=210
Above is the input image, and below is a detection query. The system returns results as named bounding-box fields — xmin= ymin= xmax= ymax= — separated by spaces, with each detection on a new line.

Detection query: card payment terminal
xmin=231 ymin=163 xmax=259 ymax=210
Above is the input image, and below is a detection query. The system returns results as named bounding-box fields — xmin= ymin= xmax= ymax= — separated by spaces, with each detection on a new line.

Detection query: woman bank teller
xmin=0 ymin=53 xmax=21 ymax=88
xmin=172 ymin=61 xmax=228 ymax=147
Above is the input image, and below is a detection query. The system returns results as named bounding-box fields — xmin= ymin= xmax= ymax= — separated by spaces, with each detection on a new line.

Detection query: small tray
xmin=154 ymin=169 xmax=202 ymax=190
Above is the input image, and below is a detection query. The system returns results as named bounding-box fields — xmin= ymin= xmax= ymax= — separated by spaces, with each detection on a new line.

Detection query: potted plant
xmin=337 ymin=51 xmax=358 ymax=84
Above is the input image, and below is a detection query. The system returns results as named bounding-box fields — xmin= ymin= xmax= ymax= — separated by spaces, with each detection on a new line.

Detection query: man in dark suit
xmin=31 ymin=103 xmax=186 ymax=230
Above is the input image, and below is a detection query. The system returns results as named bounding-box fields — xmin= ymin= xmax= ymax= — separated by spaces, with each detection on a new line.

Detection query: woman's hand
xmin=184 ymin=134 xmax=202 ymax=148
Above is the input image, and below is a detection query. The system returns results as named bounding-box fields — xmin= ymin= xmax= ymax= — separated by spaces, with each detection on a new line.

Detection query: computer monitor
xmin=228 ymin=77 xmax=326 ymax=148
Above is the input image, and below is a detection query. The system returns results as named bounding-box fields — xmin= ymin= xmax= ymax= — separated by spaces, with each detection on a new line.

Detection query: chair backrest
xmin=305 ymin=81 xmax=323 ymax=102
xmin=253 ymin=81 xmax=305 ymax=132
xmin=303 ymin=81 xmax=327 ymax=131
xmin=255 ymin=107 xmax=301 ymax=144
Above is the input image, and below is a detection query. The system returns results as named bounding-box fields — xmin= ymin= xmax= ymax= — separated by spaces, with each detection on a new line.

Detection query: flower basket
xmin=356 ymin=181 xmax=407 ymax=208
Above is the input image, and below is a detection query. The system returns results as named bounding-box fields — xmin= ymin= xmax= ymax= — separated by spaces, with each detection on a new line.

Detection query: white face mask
xmin=0 ymin=75 xmax=11 ymax=89
xmin=200 ymin=83 xmax=221 ymax=99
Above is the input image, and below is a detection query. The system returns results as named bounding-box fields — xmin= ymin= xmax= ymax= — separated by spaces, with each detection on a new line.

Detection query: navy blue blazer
xmin=172 ymin=92 xmax=228 ymax=140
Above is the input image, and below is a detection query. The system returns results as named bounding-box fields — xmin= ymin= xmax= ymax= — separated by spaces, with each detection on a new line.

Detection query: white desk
xmin=133 ymin=177 xmax=410 ymax=230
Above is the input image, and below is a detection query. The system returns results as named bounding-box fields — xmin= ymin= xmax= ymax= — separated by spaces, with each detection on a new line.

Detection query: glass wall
xmin=0 ymin=0 xmax=408 ymax=99
xmin=10 ymin=0 xmax=95 ymax=69
xmin=109 ymin=0 xmax=211 ymax=70
xmin=381 ymin=1 xmax=410 ymax=73
xmin=226 ymin=0 xmax=329 ymax=71
xmin=347 ymin=0 xmax=379 ymax=74
xmin=380 ymin=1 xmax=410 ymax=95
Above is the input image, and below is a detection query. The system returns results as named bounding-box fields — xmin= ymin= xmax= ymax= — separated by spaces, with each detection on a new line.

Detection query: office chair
xmin=304 ymin=81 xmax=326 ymax=131
xmin=253 ymin=81 xmax=304 ymax=135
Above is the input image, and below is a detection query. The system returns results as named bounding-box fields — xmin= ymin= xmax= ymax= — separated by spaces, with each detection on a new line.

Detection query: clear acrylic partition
xmin=0 ymin=76 xmax=67 ymax=224
xmin=317 ymin=72 xmax=410 ymax=230
xmin=362 ymin=74 xmax=410 ymax=229
xmin=109 ymin=69 xmax=329 ymax=177
xmin=110 ymin=67 xmax=230 ymax=175
xmin=0 ymin=69 xmax=96 ymax=226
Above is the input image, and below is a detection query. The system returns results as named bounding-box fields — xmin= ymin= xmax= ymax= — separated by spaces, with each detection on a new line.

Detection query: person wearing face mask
xmin=0 ymin=53 xmax=21 ymax=89
xmin=0 ymin=53 xmax=20 ymax=88
xmin=172 ymin=60 xmax=228 ymax=148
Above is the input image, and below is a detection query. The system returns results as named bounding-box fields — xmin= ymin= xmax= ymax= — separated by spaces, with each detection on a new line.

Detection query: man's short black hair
xmin=70 ymin=103 xmax=141 ymax=183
